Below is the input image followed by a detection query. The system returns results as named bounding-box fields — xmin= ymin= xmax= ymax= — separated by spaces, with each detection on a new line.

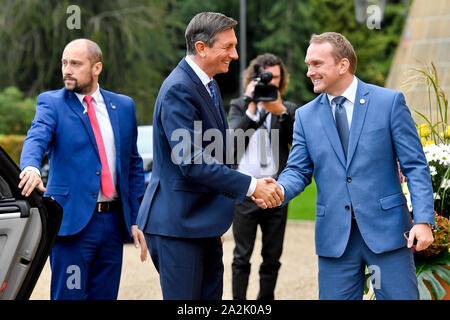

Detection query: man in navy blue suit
xmin=254 ymin=32 xmax=435 ymax=299
xmin=19 ymin=39 xmax=147 ymax=299
xmin=137 ymin=12 xmax=283 ymax=300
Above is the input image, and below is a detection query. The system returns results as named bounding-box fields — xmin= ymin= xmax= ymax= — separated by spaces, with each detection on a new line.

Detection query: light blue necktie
xmin=333 ymin=96 xmax=349 ymax=158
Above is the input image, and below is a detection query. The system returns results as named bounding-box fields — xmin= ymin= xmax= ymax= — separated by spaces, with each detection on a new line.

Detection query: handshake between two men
xmin=252 ymin=178 xmax=284 ymax=209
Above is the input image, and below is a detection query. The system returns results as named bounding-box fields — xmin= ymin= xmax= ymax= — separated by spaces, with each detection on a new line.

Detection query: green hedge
xmin=0 ymin=135 xmax=25 ymax=166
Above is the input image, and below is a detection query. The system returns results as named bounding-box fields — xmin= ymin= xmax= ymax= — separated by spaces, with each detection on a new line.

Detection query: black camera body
xmin=252 ymin=63 xmax=278 ymax=102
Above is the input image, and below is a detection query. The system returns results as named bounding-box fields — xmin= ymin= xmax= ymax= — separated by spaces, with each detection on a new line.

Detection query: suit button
xmin=345 ymin=205 xmax=350 ymax=210
xmin=96 ymin=171 xmax=100 ymax=175
xmin=347 ymin=177 xmax=352 ymax=182
xmin=93 ymin=193 xmax=97 ymax=198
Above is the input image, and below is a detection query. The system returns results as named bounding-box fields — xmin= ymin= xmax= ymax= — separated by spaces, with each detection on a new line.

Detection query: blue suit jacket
xmin=20 ymin=88 xmax=146 ymax=238
xmin=137 ymin=58 xmax=251 ymax=238
xmin=278 ymin=78 xmax=434 ymax=258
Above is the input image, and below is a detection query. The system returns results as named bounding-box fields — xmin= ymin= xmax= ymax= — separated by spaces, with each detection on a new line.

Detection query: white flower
xmin=440 ymin=178 xmax=450 ymax=190
xmin=429 ymin=166 xmax=437 ymax=176
xmin=404 ymin=191 xmax=413 ymax=212
xmin=434 ymin=192 xmax=441 ymax=200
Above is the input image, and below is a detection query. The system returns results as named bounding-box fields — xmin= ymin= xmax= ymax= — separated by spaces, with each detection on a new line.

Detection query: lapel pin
xmin=110 ymin=103 xmax=116 ymax=110
xmin=360 ymin=98 xmax=366 ymax=104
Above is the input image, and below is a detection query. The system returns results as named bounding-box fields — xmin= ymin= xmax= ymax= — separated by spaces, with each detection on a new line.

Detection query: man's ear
xmin=93 ymin=61 xmax=102 ymax=77
xmin=194 ymin=41 xmax=207 ymax=58
xmin=338 ymin=58 xmax=350 ymax=75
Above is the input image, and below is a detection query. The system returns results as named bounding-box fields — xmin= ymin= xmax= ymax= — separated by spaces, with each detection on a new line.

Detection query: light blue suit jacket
xmin=20 ymin=88 xmax=146 ymax=238
xmin=278 ymin=78 xmax=434 ymax=258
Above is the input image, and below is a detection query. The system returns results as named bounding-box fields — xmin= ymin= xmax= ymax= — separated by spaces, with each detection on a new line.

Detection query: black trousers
xmin=231 ymin=197 xmax=288 ymax=300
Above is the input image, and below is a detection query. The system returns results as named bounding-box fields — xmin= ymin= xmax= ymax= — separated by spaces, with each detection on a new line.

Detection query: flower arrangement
xmin=398 ymin=62 xmax=449 ymax=300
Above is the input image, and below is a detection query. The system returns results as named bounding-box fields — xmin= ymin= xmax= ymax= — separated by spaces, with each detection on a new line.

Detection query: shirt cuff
xmin=246 ymin=177 xmax=257 ymax=197
xmin=246 ymin=109 xmax=260 ymax=122
xmin=23 ymin=166 xmax=41 ymax=176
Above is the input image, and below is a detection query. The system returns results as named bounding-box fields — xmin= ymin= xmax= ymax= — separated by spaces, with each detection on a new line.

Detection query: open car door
xmin=0 ymin=146 xmax=62 ymax=300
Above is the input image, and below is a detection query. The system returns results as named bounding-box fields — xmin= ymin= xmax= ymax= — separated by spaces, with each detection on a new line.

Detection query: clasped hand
xmin=251 ymin=177 xmax=283 ymax=209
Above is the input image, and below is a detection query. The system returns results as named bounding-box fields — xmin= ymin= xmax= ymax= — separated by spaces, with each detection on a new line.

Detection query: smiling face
xmin=61 ymin=40 xmax=102 ymax=95
xmin=305 ymin=41 xmax=351 ymax=96
xmin=194 ymin=28 xmax=238 ymax=78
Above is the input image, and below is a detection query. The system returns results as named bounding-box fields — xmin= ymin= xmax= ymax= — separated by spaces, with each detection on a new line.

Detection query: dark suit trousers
xmin=146 ymin=234 xmax=224 ymax=300
xmin=50 ymin=210 xmax=124 ymax=300
xmin=232 ymin=197 xmax=288 ymax=300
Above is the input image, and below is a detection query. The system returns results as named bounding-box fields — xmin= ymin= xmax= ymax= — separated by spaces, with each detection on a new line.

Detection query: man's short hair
xmin=185 ymin=12 xmax=237 ymax=55
xmin=310 ymin=32 xmax=357 ymax=74
xmin=244 ymin=53 xmax=290 ymax=95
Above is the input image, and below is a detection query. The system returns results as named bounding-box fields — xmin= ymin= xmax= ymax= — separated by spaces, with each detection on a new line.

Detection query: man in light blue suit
xmin=19 ymin=39 xmax=147 ymax=299
xmin=254 ymin=32 xmax=435 ymax=299
xmin=136 ymin=12 xmax=283 ymax=300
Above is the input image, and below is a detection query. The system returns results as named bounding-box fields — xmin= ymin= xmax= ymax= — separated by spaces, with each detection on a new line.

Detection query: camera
xmin=251 ymin=63 xmax=278 ymax=102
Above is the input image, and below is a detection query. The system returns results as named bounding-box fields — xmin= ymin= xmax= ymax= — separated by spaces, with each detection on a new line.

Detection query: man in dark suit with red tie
xmin=19 ymin=39 xmax=147 ymax=300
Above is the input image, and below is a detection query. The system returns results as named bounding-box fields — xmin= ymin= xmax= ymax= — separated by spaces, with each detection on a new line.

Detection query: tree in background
xmin=0 ymin=0 xmax=408 ymax=129
xmin=0 ymin=0 xmax=182 ymax=125
xmin=0 ymin=87 xmax=36 ymax=135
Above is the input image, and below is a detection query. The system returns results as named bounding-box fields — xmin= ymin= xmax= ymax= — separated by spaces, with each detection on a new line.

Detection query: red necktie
xmin=84 ymin=95 xmax=115 ymax=199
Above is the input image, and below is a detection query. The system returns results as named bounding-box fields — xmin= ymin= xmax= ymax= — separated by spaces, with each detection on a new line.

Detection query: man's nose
xmin=230 ymin=47 xmax=239 ymax=60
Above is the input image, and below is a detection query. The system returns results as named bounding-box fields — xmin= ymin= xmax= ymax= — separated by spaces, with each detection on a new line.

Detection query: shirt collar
xmin=74 ymin=83 xmax=102 ymax=106
xmin=185 ymin=55 xmax=213 ymax=86
xmin=327 ymin=76 xmax=358 ymax=105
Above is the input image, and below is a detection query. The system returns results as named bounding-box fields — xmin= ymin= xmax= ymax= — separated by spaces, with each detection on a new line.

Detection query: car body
xmin=0 ymin=146 xmax=62 ymax=300
xmin=137 ymin=125 xmax=153 ymax=185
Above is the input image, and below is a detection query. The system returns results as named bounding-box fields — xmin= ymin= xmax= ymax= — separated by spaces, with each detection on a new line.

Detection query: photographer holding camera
xmin=228 ymin=53 xmax=299 ymax=300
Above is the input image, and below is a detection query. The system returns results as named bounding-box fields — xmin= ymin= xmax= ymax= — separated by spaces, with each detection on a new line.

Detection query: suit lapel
xmin=346 ymin=79 xmax=369 ymax=168
xmin=64 ymin=90 xmax=100 ymax=161
xmin=318 ymin=94 xmax=347 ymax=167
xmin=179 ymin=59 xmax=225 ymax=132
xmin=101 ymin=89 xmax=122 ymax=180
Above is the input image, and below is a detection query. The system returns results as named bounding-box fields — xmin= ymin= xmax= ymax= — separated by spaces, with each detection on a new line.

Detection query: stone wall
xmin=386 ymin=0 xmax=449 ymax=124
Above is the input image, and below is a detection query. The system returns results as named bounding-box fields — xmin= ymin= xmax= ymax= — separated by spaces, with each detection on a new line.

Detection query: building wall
xmin=386 ymin=0 xmax=449 ymax=124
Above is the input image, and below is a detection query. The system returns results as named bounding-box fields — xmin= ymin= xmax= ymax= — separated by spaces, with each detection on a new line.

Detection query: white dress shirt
xmin=185 ymin=55 xmax=257 ymax=196
xmin=327 ymin=75 xmax=358 ymax=128
xmin=75 ymin=84 xmax=118 ymax=201
xmin=238 ymin=105 xmax=278 ymax=179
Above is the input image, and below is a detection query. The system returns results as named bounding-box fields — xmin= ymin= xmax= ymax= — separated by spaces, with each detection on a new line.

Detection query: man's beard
xmin=63 ymin=76 xmax=94 ymax=94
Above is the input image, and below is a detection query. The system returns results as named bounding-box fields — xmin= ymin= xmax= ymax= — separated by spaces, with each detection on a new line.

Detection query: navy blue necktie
xmin=333 ymin=96 xmax=349 ymax=158
xmin=207 ymin=81 xmax=219 ymax=109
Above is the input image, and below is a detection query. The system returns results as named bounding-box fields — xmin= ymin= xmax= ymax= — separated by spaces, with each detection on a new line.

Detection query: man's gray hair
xmin=185 ymin=12 xmax=237 ymax=55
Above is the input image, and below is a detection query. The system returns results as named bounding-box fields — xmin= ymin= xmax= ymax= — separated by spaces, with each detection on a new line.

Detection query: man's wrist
xmin=243 ymin=95 xmax=253 ymax=105
xmin=23 ymin=166 xmax=41 ymax=176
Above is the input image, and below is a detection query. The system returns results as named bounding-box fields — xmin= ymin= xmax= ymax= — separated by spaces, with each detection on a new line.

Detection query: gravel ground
xmin=30 ymin=220 xmax=319 ymax=300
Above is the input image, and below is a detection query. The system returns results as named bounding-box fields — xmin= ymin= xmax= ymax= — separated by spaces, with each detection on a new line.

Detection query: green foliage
xmin=0 ymin=87 xmax=36 ymax=135
xmin=0 ymin=0 xmax=183 ymax=125
xmin=287 ymin=179 xmax=316 ymax=221
xmin=416 ymin=250 xmax=450 ymax=300
xmin=0 ymin=0 xmax=408 ymax=130
xmin=0 ymin=134 xmax=26 ymax=165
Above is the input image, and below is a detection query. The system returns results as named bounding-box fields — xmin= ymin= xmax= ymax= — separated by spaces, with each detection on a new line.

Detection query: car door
xmin=0 ymin=146 xmax=62 ymax=300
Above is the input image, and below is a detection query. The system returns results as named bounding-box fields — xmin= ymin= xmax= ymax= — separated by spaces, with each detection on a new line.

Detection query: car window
xmin=137 ymin=126 xmax=153 ymax=154
xmin=0 ymin=175 xmax=12 ymax=199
